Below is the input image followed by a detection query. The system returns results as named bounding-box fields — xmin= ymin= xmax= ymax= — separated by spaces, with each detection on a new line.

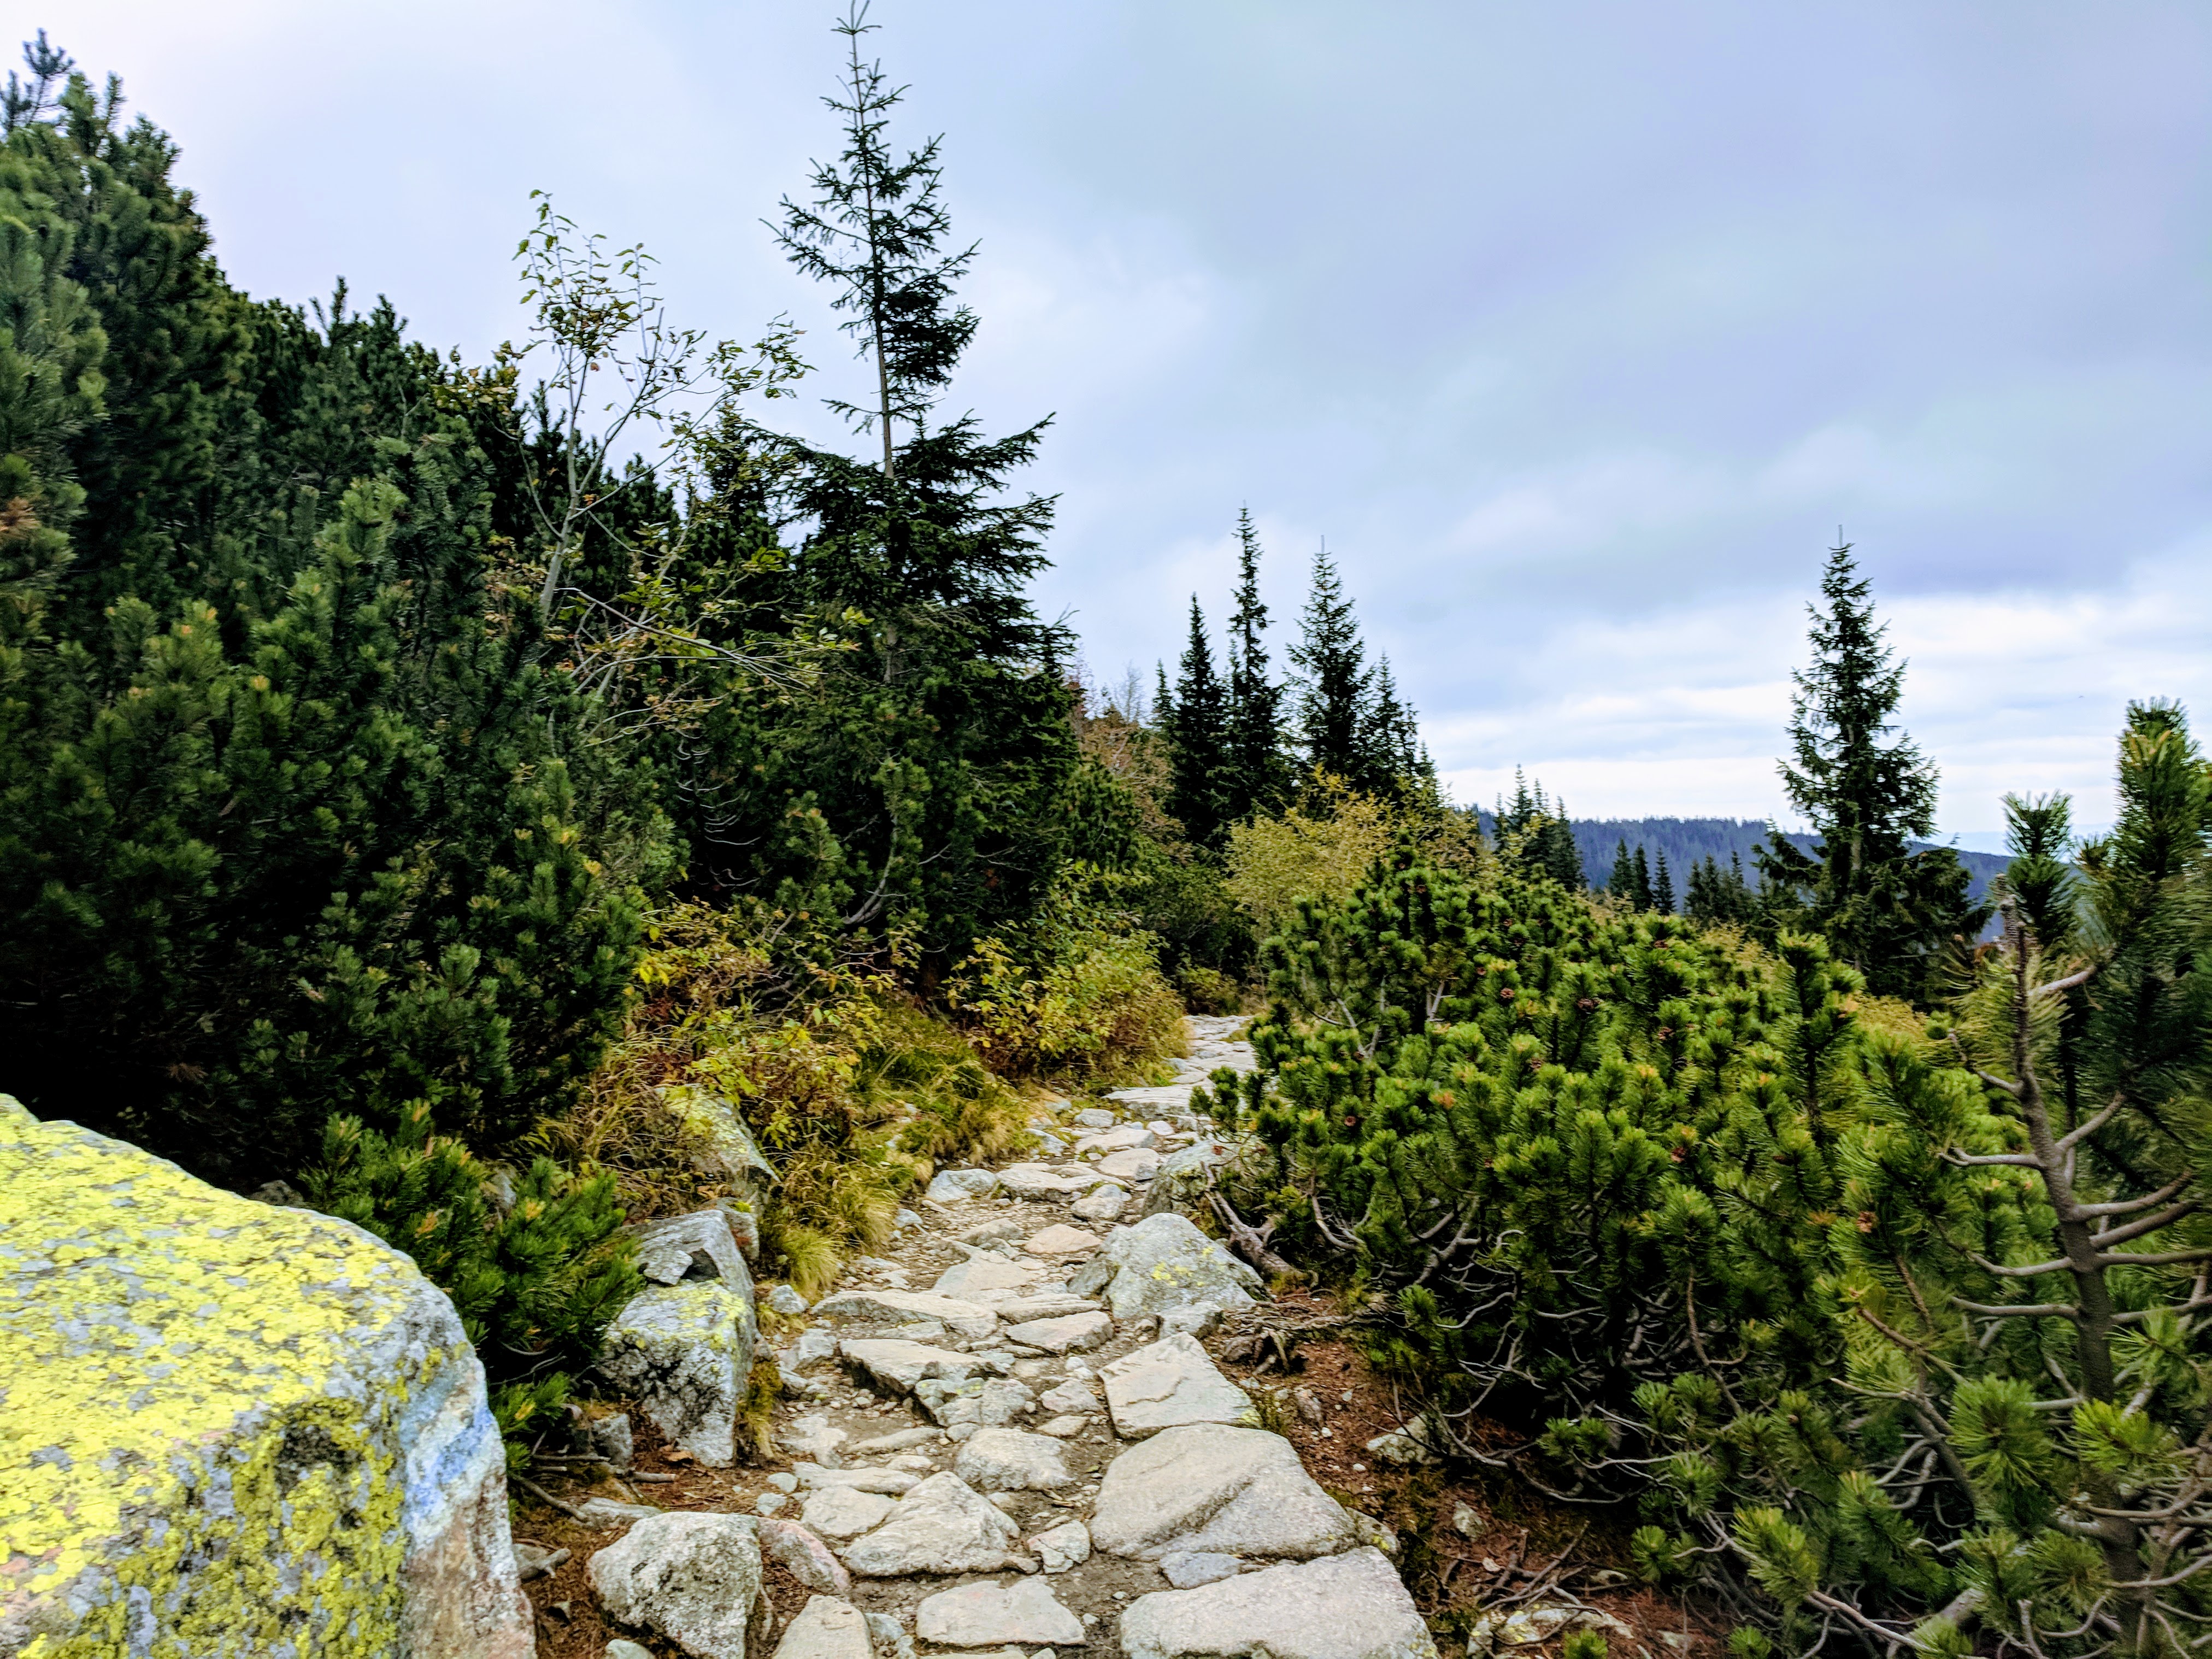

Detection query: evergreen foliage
xmin=1756 ymin=542 xmax=1986 ymax=998
xmin=1223 ymin=507 xmax=1292 ymax=823
xmin=1160 ymin=595 xmax=1233 ymax=849
xmin=1225 ymin=701 xmax=2212 ymax=1652
xmin=1495 ymin=769 xmax=1583 ymax=888
xmin=1684 ymin=852 xmax=1757 ymax=925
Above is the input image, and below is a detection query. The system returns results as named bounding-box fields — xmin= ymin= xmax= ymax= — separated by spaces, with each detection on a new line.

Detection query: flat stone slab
xmin=1097 ymin=1147 xmax=1162 ymax=1183
xmin=837 ymin=1473 xmax=1025 ymax=1578
xmin=1119 ymin=1548 xmax=1438 ymax=1659
xmin=1039 ymin=1376 xmax=1101 ymax=1414
xmin=801 ymin=1486 xmax=897 ymax=1540
xmin=1073 ymin=1108 xmax=1118 ymax=1129
xmin=1004 ymin=1310 xmax=1115 ymax=1354
xmin=1105 ymin=1085 xmax=1198 ymax=1113
xmin=771 ymin=1594 xmax=874 ymax=1659
xmin=1023 ymin=1223 xmax=1104 ymax=1260
xmin=1101 ymin=1333 xmax=1257 ymax=1437
xmin=931 ymin=1255 xmax=1045 ymax=1297
xmin=813 ymin=1289 xmax=999 ymax=1340
xmin=989 ymin=1292 xmax=1104 ymax=1322
xmin=997 ymin=1163 xmax=1114 ymax=1201
xmin=1072 ymin=1183 xmax=1129 ymax=1223
xmin=1072 ymin=1124 xmax=1157 ymax=1156
xmin=916 ymin=1577 xmax=1085 ymax=1647
xmin=1160 ymin=1550 xmax=1242 ymax=1589
xmin=1069 ymin=1212 xmax=1263 ymax=1320
xmin=954 ymin=1426 xmax=1076 ymax=1492
xmin=1090 ymin=1424 xmax=1359 ymax=1562
xmin=839 ymin=1339 xmax=1007 ymax=1396
xmin=793 ymin=1463 xmax=920 ymax=1495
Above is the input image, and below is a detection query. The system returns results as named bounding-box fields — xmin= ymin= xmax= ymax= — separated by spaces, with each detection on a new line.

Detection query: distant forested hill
xmin=1563 ymin=817 xmax=2010 ymax=902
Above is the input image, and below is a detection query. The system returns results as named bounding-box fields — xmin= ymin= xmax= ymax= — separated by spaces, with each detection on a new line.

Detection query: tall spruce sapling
xmin=1653 ymin=850 xmax=1675 ymax=915
xmin=1162 ymin=595 xmax=1233 ymax=850
xmin=1633 ymin=845 xmax=1655 ymax=911
xmin=1223 ymin=507 xmax=1292 ymax=823
xmin=1289 ymin=544 xmax=1373 ymax=784
xmin=756 ymin=1 xmax=1078 ymax=958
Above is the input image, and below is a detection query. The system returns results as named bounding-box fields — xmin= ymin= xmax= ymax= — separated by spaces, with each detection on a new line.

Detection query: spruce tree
xmin=1756 ymin=540 xmax=1984 ymax=997
xmin=1162 ymin=596 xmax=1232 ymax=849
xmin=1609 ymin=839 xmax=1637 ymax=902
xmin=1222 ymin=507 xmax=1290 ymax=822
xmin=1652 ymin=850 xmax=1675 ymax=915
xmin=757 ymin=3 xmax=1078 ymax=964
xmin=1632 ymin=845 xmax=1655 ymax=911
xmin=1288 ymin=545 xmax=1371 ymax=784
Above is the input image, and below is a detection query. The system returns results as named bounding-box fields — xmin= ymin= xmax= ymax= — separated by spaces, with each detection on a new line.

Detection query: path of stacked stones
xmin=546 ymin=1015 xmax=1438 ymax=1659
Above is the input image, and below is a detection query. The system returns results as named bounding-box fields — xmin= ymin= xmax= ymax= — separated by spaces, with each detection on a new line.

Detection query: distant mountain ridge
xmin=1472 ymin=811 xmax=2011 ymax=905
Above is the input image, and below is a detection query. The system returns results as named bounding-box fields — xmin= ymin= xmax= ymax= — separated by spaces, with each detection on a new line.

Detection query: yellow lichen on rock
xmin=0 ymin=1096 xmax=532 ymax=1658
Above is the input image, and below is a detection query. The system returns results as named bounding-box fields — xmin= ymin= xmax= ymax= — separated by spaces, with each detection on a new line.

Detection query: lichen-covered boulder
xmin=662 ymin=1085 xmax=778 ymax=1204
xmin=631 ymin=1207 xmax=756 ymax=1295
xmin=1068 ymin=1211 xmax=1263 ymax=1319
xmin=597 ymin=1281 xmax=758 ymax=1466
xmin=0 ymin=1097 xmax=532 ymax=1659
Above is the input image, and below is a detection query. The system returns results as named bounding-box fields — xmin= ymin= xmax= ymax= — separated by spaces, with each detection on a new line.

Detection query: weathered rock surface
xmin=915 ymin=1376 xmax=1038 ymax=1428
xmin=1068 ymin=1212 xmax=1263 ymax=1320
xmin=767 ymin=1283 xmax=810 ymax=1315
xmin=930 ymin=1254 xmax=1044 ymax=1297
xmin=1022 ymin=1222 xmax=1103 ymax=1260
xmin=1101 ymin=1333 xmax=1257 ymax=1437
xmin=772 ymin=1594 xmax=875 ymax=1659
xmin=996 ymin=1163 xmax=1110 ymax=1201
xmin=1119 ymin=1548 xmax=1438 ymax=1659
xmin=915 ymin=1577 xmax=1086 ymax=1647
xmin=758 ymin=1516 xmax=854 ymax=1595
xmin=630 ymin=1208 xmax=754 ymax=1291
xmin=801 ymin=1485 xmax=897 ymax=1539
xmin=814 ymin=1288 xmax=999 ymax=1340
xmin=0 ymin=1098 xmax=532 ymax=1659
xmin=1096 ymin=1147 xmax=1162 ymax=1184
xmin=1090 ymin=1425 xmax=1359 ymax=1561
xmin=1031 ymin=1519 xmax=1092 ymax=1574
xmin=867 ymin=1609 xmax=918 ymax=1659
xmin=1142 ymin=1140 xmax=1250 ymax=1219
xmin=794 ymin=1463 xmax=920 ymax=1495
xmin=1038 ymin=1375 xmax=1101 ymax=1414
xmin=1072 ymin=1124 xmax=1157 ymax=1156
xmin=838 ymin=1473 xmax=1026 ymax=1577
xmin=954 ymin=1426 xmax=1076 ymax=1492
xmin=926 ymin=1168 xmax=1002 ymax=1202
xmin=1003 ymin=1309 xmax=1114 ymax=1354
xmin=1160 ymin=1550 xmax=1243 ymax=1589
xmin=989 ymin=1291 xmax=1102 ymax=1321
xmin=1070 ymin=1182 xmax=1130 ymax=1223
xmin=839 ymin=1338 xmax=1007 ymax=1395
xmin=664 ymin=1085 xmax=778 ymax=1202
xmin=586 ymin=1510 xmax=771 ymax=1659
xmin=1073 ymin=1108 xmax=1118 ymax=1129
xmin=598 ymin=1281 xmax=758 ymax=1466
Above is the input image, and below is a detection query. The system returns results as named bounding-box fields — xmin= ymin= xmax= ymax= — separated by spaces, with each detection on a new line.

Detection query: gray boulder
xmin=1101 ymin=1333 xmax=1257 ymax=1437
xmin=1142 ymin=1139 xmax=1250 ymax=1218
xmin=1068 ymin=1212 xmax=1262 ymax=1320
xmin=915 ymin=1578 xmax=1085 ymax=1647
xmin=586 ymin=1511 xmax=772 ymax=1659
xmin=1072 ymin=1123 xmax=1157 ymax=1156
xmin=838 ymin=1473 xmax=1026 ymax=1577
xmin=954 ymin=1426 xmax=1077 ymax=1492
xmin=926 ymin=1167 xmax=1001 ymax=1202
xmin=996 ymin=1162 xmax=1111 ymax=1201
xmin=662 ymin=1085 xmax=778 ymax=1203
xmin=931 ymin=1253 xmax=1046 ymax=1298
xmin=1072 ymin=1182 xmax=1130 ymax=1223
xmin=767 ymin=1283 xmax=810 ymax=1315
xmin=1073 ymin=1108 xmax=1117 ymax=1128
xmin=1090 ymin=1424 xmax=1359 ymax=1561
xmin=771 ymin=1595 xmax=874 ymax=1659
xmin=597 ymin=1281 xmax=757 ymax=1466
xmin=1119 ymin=1548 xmax=1438 ymax=1659
xmin=866 ymin=1610 xmax=916 ymax=1659
xmin=630 ymin=1207 xmax=752 ymax=1289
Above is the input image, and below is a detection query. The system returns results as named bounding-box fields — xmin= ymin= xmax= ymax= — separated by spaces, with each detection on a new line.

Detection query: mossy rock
xmin=0 ymin=1097 xmax=532 ymax=1659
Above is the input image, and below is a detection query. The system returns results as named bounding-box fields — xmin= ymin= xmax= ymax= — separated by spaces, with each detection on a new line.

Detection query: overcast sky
xmin=50 ymin=1 xmax=2212 ymax=844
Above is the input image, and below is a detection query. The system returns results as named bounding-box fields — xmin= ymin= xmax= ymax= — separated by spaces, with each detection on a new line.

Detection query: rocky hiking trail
xmin=513 ymin=1016 xmax=1703 ymax=1659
